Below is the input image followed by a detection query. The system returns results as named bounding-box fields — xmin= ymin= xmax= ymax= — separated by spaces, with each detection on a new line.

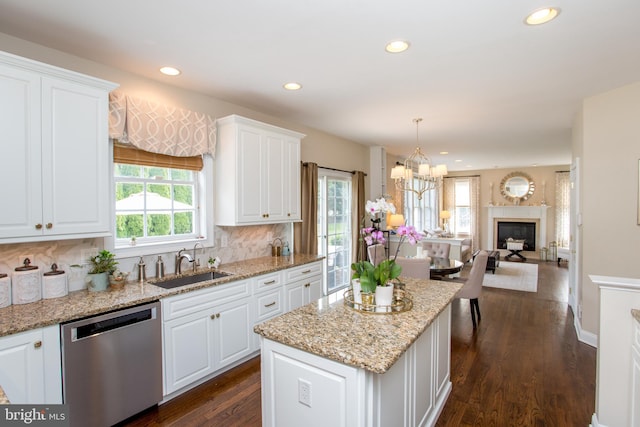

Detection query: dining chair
xmin=422 ymin=242 xmax=451 ymax=259
xmin=453 ymin=250 xmax=489 ymax=329
xmin=367 ymin=244 xmax=386 ymax=266
xmin=394 ymin=257 xmax=431 ymax=279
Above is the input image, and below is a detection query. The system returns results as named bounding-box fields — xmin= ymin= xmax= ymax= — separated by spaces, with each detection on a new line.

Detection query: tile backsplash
xmin=0 ymin=223 xmax=292 ymax=292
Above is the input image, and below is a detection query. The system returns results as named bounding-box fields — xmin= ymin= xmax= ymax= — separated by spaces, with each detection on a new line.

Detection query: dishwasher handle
xmin=72 ymin=306 xmax=157 ymax=341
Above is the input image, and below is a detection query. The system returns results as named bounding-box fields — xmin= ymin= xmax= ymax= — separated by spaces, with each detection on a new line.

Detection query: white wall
xmin=579 ymin=81 xmax=640 ymax=337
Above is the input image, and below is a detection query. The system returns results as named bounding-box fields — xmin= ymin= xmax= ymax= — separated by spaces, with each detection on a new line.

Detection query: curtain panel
xmin=294 ymin=162 xmax=318 ymax=255
xmin=352 ymin=171 xmax=366 ymax=262
xmin=555 ymin=171 xmax=571 ymax=248
xmin=109 ymin=90 xmax=216 ymax=157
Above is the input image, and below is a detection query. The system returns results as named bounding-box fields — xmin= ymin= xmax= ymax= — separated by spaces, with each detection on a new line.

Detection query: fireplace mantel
xmin=486 ymin=205 xmax=549 ymax=251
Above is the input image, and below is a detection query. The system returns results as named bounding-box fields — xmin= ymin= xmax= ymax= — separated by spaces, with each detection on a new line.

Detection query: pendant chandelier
xmin=390 ymin=118 xmax=448 ymax=200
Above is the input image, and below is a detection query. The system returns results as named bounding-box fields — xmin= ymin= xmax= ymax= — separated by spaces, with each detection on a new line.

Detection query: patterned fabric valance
xmin=109 ymin=90 xmax=216 ymax=157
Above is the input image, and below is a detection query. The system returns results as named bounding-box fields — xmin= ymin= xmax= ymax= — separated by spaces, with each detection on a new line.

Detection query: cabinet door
xmin=0 ymin=65 xmax=42 ymax=239
xmin=237 ymin=126 xmax=266 ymax=223
xmin=213 ymin=297 xmax=253 ymax=370
xmin=284 ymin=137 xmax=301 ymax=221
xmin=264 ymin=133 xmax=286 ymax=221
xmin=304 ymin=275 xmax=323 ymax=305
xmin=286 ymin=281 xmax=305 ymax=312
xmin=0 ymin=329 xmax=45 ymax=403
xmin=163 ymin=311 xmax=215 ymax=395
xmin=41 ymin=77 xmax=110 ymax=236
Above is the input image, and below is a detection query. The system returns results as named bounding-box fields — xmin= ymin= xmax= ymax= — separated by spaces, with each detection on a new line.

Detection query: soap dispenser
xmin=282 ymin=241 xmax=290 ymax=256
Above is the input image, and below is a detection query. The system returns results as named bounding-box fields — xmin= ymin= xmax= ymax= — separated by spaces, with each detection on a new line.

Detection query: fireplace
xmin=497 ymin=221 xmax=536 ymax=251
xmin=486 ymin=206 xmax=549 ymax=254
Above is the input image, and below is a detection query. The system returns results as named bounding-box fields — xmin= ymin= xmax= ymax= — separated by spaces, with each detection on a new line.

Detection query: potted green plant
xmin=87 ymin=250 xmax=118 ymax=292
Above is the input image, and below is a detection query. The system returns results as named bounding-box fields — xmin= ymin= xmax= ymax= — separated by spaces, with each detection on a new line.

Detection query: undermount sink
xmin=151 ymin=271 xmax=232 ymax=289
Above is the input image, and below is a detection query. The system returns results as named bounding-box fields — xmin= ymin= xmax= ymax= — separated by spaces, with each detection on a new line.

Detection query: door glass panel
xmin=317 ymin=172 xmax=352 ymax=295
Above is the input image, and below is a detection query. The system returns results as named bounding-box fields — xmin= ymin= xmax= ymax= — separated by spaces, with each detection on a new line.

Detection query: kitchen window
xmin=110 ymin=143 xmax=213 ymax=254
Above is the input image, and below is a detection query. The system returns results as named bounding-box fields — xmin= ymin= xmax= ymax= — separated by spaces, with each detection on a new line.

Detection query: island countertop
xmin=254 ymin=278 xmax=462 ymax=374
xmin=0 ymin=254 xmax=322 ymax=337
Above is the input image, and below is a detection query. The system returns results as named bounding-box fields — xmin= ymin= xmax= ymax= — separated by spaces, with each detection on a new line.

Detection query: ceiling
xmin=1 ymin=0 xmax=639 ymax=171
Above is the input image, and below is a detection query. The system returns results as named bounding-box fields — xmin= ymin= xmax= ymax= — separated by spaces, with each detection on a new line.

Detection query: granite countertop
xmin=633 ymin=309 xmax=640 ymax=323
xmin=254 ymin=277 xmax=462 ymax=374
xmin=0 ymin=386 xmax=8 ymax=404
xmin=0 ymin=254 xmax=322 ymax=337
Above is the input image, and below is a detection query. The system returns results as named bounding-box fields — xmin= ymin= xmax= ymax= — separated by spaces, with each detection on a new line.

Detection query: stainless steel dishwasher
xmin=61 ymin=301 xmax=162 ymax=427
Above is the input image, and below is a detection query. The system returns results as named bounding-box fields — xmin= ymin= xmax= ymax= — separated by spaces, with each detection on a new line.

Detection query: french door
xmin=317 ymin=170 xmax=352 ymax=295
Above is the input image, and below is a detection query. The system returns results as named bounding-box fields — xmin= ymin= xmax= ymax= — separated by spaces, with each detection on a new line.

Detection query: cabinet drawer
xmin=635 ymin=320 xmax=640 ymax=350
xmin=162 ymin=280 xmax=251 ymax=321
xmin=285 ymin=261 xmax=322 ymax=282
xmin=255 ymin=289 xmax=283 ymax=322
xmin=254 ymin=272 xmax=282 ymax=293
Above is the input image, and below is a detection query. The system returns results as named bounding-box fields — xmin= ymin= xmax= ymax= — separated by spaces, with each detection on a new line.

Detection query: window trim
xmin=106 ymin=142 xmax=214 ymax=258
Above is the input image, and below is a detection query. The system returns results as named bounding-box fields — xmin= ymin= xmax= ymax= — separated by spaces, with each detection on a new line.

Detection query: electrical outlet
xmin=220 ymin=235 xmax=228 ymax=248
xmin=18 ymin=254 xmax=34 ymax=266
xmin=298 ymin=379 xmax=312 ymax=407
xmin=266 ymin=232 xmax=273 ymax=243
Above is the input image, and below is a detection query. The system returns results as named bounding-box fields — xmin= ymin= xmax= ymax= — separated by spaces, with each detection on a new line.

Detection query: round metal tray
xmin=343 ymin=288 xmax=413 ymax=314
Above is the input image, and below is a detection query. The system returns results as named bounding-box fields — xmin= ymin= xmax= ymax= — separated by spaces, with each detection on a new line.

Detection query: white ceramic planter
xmin=351 ymin=278 xmax=362 ymax=303
xmin=375 ymin=284 xmax=394 ymax=306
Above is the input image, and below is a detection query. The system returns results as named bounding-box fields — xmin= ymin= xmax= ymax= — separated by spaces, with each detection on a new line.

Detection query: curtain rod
xmin=444 ymin=174 xmax=481 ymax=178
xmin=304 ymin=162 xmax=367 ymax=176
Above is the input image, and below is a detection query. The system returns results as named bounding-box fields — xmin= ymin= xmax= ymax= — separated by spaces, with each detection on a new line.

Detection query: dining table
xmin=429 ymin=257 xmax=464 ymax=279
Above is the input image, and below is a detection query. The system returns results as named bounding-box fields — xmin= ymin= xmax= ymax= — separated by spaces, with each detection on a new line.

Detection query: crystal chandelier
xmin=390 ymin=118 xmax=448 ymax=200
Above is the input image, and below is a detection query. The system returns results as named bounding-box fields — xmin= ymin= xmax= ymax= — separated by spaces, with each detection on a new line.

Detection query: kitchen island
xmin=254 ymin=278 xmax=462 ymax=427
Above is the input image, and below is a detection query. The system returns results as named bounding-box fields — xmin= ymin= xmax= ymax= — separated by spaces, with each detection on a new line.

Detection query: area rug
xmin=482 ymin=261 xmax=538 ymax=292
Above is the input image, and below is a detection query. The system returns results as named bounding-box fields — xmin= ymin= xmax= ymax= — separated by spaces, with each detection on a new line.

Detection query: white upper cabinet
xmin=215 ymin=115 xmax=303 ymax=225
xmin=0 ymin=51 xmax=117 ymax=243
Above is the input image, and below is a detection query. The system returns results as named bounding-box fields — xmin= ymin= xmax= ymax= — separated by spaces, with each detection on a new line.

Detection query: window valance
xmin=109 ymin=90 xmax=216 ymax=157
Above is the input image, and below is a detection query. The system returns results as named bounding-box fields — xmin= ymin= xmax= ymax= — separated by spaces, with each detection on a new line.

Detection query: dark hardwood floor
xmin=123 ymin=260 xmax=596 ymax=427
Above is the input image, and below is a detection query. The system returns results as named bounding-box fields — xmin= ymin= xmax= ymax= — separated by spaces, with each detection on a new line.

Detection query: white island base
xmin=260 ymin=305 xmax=452 ymax=427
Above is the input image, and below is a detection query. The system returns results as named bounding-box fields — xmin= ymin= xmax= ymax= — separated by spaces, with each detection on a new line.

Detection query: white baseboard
xmin=591 ymin=413 xmax=607 ymax=427
xmin=575 ymin=316 xmax=598 ymax=348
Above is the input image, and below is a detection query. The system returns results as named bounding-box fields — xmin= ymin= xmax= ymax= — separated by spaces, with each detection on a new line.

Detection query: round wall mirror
xmin=500 ymin=171 xmax=535 ymax=204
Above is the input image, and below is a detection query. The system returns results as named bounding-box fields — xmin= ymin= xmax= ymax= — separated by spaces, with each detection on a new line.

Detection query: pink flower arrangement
xmin=361 ymin=226 xmax=385 ymax=246
xmin=393 ymin=225 xmax=424 ymax=259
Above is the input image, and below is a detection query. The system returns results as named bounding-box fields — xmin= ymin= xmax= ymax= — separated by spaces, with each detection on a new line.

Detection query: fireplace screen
xmin=497 ymin=221 xmax=536 ymax=251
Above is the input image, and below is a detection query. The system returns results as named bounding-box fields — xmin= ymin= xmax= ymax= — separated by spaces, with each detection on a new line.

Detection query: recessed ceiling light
xmin=160 ymin=66 xmax=181 ymax=76
xmin=455 ymin=159 xmax=463 ymax=163
xmin=385 ymin=40 xmax=410 ymax=53
xmin=525 ymin=7 xmax=560 ymax=25
xmin=283 ymin=82 xmax=302 ymax=91
xmin=440 ymin=151 xmax=449 ymax=155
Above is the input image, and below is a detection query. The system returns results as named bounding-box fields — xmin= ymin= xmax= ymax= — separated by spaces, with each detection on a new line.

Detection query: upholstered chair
xmin=394 ymin=257 xmax=431 ymax=279
xmin=453 ymin=251 xmax=489 ymax=328
xmin=422 ymin=242 xmax=451 ymax=259
xmin=367 ymin=244 xmax=386 ymax=266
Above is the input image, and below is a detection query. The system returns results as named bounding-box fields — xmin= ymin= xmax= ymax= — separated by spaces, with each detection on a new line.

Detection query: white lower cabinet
xmin=162 ymin=280 xmax=253 ymax=396
xmin=162 ymin=260 xmax=324 ymax=398
xmin=0 ymin=325 xmax=62 ymax=404
xmin=285 ymin=262 xmax=323 ymax=312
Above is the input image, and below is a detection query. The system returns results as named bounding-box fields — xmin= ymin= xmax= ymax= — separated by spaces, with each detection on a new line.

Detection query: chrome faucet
xmin=193 ymin=242 xmax=205 ymax=271
xmin=175 ymin=248 xmax=193 ymax=275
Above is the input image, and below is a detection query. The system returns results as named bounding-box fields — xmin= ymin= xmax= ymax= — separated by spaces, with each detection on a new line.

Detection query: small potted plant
xmin=87 ymin=250 xmax=118 ymax=292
